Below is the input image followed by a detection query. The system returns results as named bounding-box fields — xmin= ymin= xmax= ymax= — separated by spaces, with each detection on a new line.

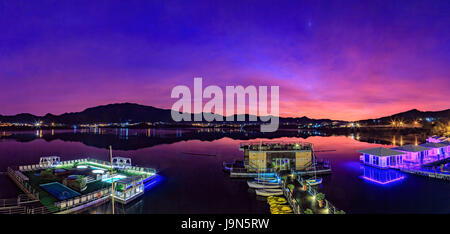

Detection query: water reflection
xmin=0 ymin=128 xmax=429 ymax=151
xmin=360 ymin=165 xmax=406 ymax=185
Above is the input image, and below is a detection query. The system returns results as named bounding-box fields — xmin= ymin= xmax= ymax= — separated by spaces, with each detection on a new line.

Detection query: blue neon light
xmin=144 ymin=175 xmax=163 ymax=191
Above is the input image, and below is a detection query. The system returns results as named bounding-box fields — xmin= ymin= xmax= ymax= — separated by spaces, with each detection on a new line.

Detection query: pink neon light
xmin=361 ymin=176 xmax=405 ymax=185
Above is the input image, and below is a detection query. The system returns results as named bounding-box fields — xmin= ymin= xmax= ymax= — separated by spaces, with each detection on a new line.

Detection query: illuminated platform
xmin=6 ymin=157 xmax=158 ymax=214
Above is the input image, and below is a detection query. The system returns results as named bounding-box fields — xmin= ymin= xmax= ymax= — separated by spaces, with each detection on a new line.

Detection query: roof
xmin=419 ymin=142 xmax=447 ymax=148
xmin=117 ymin=175 xmax=141 ymax=185
xmin=358 ymin=147 xmax=406 ymax=157
xmin=392 ymin=144 xmax=431 ymax=152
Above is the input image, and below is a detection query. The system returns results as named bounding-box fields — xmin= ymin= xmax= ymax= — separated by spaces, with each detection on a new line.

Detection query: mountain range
xmin=0 ymin=103 xmax=448 ymax=126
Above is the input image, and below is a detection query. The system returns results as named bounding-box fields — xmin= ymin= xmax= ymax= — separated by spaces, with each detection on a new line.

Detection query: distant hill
xmin=0 ymin=103 xmax=345 ymax=125
xmin=0 ymin=103 xmax=172 ymax=124
xmin=0 ymin=103 xmax=448 ymax=126
xmin=358 ymin=109 xmax=450 ymax=125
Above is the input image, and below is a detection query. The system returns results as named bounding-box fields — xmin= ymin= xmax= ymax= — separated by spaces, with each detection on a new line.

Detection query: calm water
xmin=0 ymin=129 xmax=448 ymax=214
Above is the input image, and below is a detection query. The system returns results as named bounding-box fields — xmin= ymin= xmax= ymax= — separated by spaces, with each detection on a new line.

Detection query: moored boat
xmin=254 ymin=177 xmax=279 ymax=183
xmin=305 ymin=178 xmax=322 ymax=186
xmin=255 ymin=188 xmax=283 ymax=196
xmin=247 ymin=180 xmax=281 ymax=189
xmin=222 ymin=160 xmax=244 ymax=173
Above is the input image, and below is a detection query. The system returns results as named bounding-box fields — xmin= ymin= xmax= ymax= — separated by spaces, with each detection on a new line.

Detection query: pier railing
xmin=18 ymin=158 xmax=157 ymax=175
xmin=7 ymin=167 xmax=39 ymax=200
xmin=296 ymin=175 xmax=340 ymax=214
xmin=281 ymin=180 xmax=302 ymax=214
xmin=54 ymin=187 xmax=112 ymax=212
xmin=0 ymin=206 xmax=26 ymax=214
xmin=239 ymin=141 xmax=313 ymax=151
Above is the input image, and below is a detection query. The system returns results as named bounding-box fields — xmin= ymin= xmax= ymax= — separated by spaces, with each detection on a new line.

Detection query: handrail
xmin=296 ymin=175 xmax=340 ymax=214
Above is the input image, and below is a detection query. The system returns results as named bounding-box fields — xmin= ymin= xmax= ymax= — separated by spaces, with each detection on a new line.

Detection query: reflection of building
xmin=361 ymin=166 xmax=405 ymax=185
xmin=239 ymin=141 xmax=313 ymax=172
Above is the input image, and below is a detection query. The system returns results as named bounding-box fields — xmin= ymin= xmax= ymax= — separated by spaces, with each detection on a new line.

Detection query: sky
xmin=0 ymin=0 xmax=449 ymax=121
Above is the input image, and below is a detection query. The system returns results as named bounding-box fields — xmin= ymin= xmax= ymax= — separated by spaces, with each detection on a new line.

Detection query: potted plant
xmin=302 ymin=182 xmax=307 ymax=191
xmin=287 ymin=184 xmax=295 ymax=195
xmin=316 ymin=193 xmax=325 ymax=208
xmin=304 ymin=208 xmax=313 ymax=214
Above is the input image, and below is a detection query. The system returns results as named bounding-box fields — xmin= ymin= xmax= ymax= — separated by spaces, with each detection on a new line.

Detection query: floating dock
xmin=2 ymin=157 xmax=158 ymax=214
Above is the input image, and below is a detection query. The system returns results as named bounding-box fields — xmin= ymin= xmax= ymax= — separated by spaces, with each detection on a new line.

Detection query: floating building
xmin=392 ymin=144 xmax=430 ymax=164
xmin=358 ymin=147 xmax=406 ymax=169
xmin=5 ymin=156 xmax=157 ymax=214
xmin=419 ymin=142 xmax=448 ymax=158
xmin=239 ymin=141 xmax=315 ymax=172
xmin=359 ymin=136 xmax=450 ymax=170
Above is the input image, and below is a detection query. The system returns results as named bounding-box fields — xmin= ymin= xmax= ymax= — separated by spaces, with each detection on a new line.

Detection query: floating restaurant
xmin=225 ymin=141 xmax=331 ymax=178
xmin=240 ymin=141 xmax=314 ymax=171
xmin=358 ymin=147 xmax=406 ymax=169
xmin=3 ymin=156 xmax=157 ymax=214
xmin=358 ymin=136 xmax=450 ymax=181
xmin=392 ymin=145 xmax=431 ymax=164
xmin=359 ymin=135 xmax=450 ymax=169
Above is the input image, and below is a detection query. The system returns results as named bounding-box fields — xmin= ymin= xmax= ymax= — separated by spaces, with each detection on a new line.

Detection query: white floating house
xmin=358 ymin=147 xmax=406 ymax=169
xmin=419 ymin=142 xmax=448 ymax=159
xmin=392 ymin=144 xmax=431 ymax=164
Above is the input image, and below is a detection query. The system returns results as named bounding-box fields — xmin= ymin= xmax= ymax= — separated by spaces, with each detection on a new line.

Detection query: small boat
xmin=305 ymin=178 xmax=322 ymax=186
xmin=247 ymin=181 xmax=281 ymax=189
xmin=222 ymin=160 xmax=244 ymax=173
xmin=254 ymin=177 xmax=279 ymax=183
xmin=222 ymin=161 xmax=233 ymax=172
xmin=255 ymin=188 xmax=283 ymax=196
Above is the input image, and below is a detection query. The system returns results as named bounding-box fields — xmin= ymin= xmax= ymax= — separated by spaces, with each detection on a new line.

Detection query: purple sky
xmin=0 ymin=0 xmax=449 ymax=120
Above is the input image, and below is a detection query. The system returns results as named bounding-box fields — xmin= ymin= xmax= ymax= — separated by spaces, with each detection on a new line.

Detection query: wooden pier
xmin=395 ymin=157 xmax=450 ymax=181
xmin=295 ymin=175 xmax=340 ymax=214
xmin=398 ymin=168 xmax=450 ymax=180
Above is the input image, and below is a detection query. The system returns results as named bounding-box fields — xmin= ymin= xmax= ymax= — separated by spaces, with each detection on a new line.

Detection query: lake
xmin=0 ymin=128 xmax=448 ymax=213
